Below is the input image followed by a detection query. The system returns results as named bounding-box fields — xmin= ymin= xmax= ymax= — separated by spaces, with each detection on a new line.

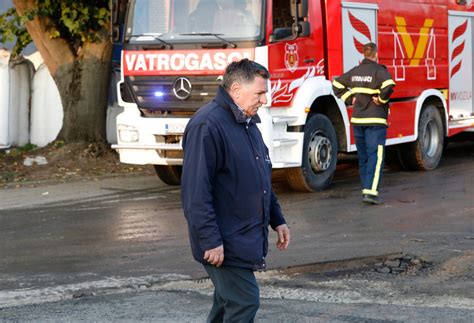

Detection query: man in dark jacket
xmin=332 ymin=43 xmax=395 ymax=205
xmin=181 ymin=59 xmax=290 ymax=322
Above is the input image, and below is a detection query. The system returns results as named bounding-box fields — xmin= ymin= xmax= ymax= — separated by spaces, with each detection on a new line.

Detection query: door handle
xmin=304 ymin=58 xmax=315 ymax=63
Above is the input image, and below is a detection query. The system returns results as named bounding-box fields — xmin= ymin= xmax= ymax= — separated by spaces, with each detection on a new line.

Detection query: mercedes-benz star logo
xmin=173 ymin=77 xmax=192 ymax=100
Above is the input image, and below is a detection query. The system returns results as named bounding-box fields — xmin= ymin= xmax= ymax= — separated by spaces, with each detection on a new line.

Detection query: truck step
xmin=272 ymin=116 xmax=299 ymax=124
xmin=273 ymin=138 xmax=299 ymax=148
xmin=449 ymin=116 xmax=474 ymax=127
xmin=271 ymin=161 xmax=301 ymax=168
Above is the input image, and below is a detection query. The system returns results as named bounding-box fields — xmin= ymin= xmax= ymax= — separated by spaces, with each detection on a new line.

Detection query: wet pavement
xmin=0 ymin=141 xmax=473 ymax=320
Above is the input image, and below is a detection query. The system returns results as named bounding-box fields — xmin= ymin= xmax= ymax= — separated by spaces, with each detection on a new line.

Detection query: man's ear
xmin=230 ymin=82 xmax=241 ymax=99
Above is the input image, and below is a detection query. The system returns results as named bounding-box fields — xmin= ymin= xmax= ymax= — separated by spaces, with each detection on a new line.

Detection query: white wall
xmin=30 ymin=63 xmax=64 ymax=147
xmin=0 ymin=50 xmax=10 ymax=148
xmin=9 ymin=58 xmax=34 ymax=146
xmin=1 ymin=49 xmax=119 ymax=148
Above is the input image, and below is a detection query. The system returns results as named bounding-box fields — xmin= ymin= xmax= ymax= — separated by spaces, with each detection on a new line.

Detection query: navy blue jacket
xmin=181 ymin=86 xmax=286 ymax=270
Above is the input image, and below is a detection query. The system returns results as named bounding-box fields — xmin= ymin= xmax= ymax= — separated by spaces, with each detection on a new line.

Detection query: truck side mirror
xmin=290 ymin=0 xmax=310 ymax=37
xmin=111 ymin=0 xmax=127 ymax=43
xmin=270 ymin=0 xmax=309 ymax=42
xmin=111 ymin=0 xmax=119 ymax=24
xmin=270 ymin=27 xmax=294 ymax=42
xmin=293 ymin=21 xmax=310 ymax=37
xmin=111 ymin=0 xmax=120 ymax=41
xmin=112 ymin=25 xmax=121 ymax=42
xmin=290 ymin=0 xmax=308 ymax=17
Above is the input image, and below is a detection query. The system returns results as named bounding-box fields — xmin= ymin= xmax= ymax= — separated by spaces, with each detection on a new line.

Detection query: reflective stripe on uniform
xmin=381 ymin=79 xmax=396 ymax=89
xmin=378 ymin=96 xmax=389 ymax=104
xmin=341 ymin=91 xmax=353 ymax=102
xmin=362 ymin=189 xmax=379 ymax=196
xmin=370 ymin=145 xmax=384 ymax=195
xmin=350 ymin=117 xmax=388 ymax=125
xmin=332 ymin=80 xmax=346 ymax=89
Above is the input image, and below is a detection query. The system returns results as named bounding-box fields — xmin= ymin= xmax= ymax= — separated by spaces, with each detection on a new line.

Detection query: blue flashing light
xmin=154 ymin=91 xmax=164 ymax=97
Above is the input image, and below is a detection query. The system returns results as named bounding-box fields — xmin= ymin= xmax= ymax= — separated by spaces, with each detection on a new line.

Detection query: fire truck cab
xmin=112 ymin=0 xmax=474 ymax=191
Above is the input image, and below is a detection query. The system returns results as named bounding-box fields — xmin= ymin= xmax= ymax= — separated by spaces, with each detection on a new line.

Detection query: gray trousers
xmin=203 ymin=264 xmax=260 ymax=323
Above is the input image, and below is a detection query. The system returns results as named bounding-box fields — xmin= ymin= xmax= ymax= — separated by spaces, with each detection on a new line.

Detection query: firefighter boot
xmin=362 ymin=194 xmax=382 ymax=205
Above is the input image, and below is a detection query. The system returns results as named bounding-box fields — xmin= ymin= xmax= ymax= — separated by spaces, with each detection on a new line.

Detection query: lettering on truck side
xmin=123 ymin=49 xmax=255 ymax=75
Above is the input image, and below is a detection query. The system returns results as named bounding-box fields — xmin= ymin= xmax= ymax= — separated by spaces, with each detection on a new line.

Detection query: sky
xmin=0 ymin=0 xmax=37 ymax=55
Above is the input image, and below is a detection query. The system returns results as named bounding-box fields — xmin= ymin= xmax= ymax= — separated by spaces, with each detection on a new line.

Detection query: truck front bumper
xmin=112 ymin=108 xmax=189 ymax=166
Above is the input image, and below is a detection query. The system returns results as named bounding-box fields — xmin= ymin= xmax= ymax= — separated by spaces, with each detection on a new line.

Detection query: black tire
xmin=154 ymin=165 xmax=182 ymax=185
xmin=286 ymin=114 xmax=338 ymax=192
xmin=384 ymin=146 xmax=404 ymax=171
xmin=399 ymin=105 xmax=444 ymax=170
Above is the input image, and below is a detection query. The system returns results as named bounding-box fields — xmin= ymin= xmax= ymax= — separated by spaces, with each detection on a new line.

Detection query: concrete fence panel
xmin=9 ymin=57 xmax=34 ymax=147
xmin=30 ymin=63 xmax=63 ymax=147
xmin=0 ymin=50 xmax=10 ymax=148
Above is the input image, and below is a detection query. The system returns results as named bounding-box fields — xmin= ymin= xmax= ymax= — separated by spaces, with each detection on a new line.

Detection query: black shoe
xmin=362 ymin=194 xmax=382 ymax=205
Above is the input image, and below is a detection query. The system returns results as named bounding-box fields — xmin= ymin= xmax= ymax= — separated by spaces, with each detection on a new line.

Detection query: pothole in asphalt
xmin=269 ymin=253 xmax=432 ymax=281
xmin=373 ymin=254 xmax=430 ymax=275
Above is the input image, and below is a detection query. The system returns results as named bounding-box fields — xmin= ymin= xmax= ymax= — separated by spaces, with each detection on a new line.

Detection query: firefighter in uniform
xmin=332 ymin=43 xmax=395 ymax=205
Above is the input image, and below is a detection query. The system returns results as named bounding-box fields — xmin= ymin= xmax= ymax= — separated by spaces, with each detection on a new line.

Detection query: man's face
xmin=232 ymin=76 xmax=268 ymax=117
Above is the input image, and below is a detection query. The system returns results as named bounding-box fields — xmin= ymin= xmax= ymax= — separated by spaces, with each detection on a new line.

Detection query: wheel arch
xmin=307 ymin=95 xmax=349 ymax=152
xmin=289 ymin=76 xmax=351 ymax=152
xmin=415 ymin=90 xmax=448 ymax=138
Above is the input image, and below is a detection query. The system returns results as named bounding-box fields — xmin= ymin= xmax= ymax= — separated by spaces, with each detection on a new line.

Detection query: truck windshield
xmin=126 ymin=0 xmax=264 ymax=42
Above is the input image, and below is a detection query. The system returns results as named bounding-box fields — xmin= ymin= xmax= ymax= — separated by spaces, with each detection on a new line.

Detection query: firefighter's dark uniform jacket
xmin=332 ymin=59 xmax=395 ymax=126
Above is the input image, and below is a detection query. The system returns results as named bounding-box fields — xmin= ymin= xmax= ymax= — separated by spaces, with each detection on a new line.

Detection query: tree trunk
xmin=13 ymin=0 xmax=113 ymax=143
xmin=54 ymin=56 xmax=112 ymax=142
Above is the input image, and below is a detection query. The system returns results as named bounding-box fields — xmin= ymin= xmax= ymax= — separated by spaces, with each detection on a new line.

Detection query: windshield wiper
xmin=129 ymin=33 xmax=173 ymax=49
xmin=180 ymin=33 xmax=237 ymax=49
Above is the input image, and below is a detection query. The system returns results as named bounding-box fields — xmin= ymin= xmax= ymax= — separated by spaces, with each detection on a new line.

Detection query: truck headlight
xmin=118 ymin=125 xmax=139 ymax=143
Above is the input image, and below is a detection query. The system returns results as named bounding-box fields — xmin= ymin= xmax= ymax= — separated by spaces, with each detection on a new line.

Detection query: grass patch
xmin=1 ymin=171 xmax=15 ymax=182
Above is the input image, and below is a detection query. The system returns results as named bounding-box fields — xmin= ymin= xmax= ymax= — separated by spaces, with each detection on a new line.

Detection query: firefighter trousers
xmin=353 ymin=125 xmax=387 ymax=197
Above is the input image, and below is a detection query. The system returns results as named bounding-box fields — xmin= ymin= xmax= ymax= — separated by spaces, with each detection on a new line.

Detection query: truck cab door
xmin=267 ymin=0 xmax=325 ymax=108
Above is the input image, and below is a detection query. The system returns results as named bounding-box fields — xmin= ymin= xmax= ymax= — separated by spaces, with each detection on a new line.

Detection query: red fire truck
xmin=112 ymin=0 xmax=474 ymax=191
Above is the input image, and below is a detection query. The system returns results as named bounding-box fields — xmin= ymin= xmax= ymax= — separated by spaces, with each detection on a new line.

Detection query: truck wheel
xmin=154 ymin=165 xmax=182 ymax=185
xmin=286 ymin=114 xmax=338 ymax=192
xmin=399 ymin=105 xmax=444 ymax=170
xmin=384 ymin=146 xmax=404 ymax=171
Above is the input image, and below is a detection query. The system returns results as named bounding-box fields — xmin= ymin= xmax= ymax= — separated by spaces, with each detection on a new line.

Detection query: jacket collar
xmin=214 ymin=86 xmax=261 ymax=124
xmin=361 ymin=58 xmax=377 ymax=65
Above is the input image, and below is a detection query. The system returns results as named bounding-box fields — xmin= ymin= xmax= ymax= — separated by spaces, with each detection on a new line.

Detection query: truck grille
xmin=123 ymin=75 xmax=220 ymax=116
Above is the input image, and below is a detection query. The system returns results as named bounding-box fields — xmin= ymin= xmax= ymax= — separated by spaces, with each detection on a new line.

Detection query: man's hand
xmin=275 ymin=224 xmax=290 ymax=250
xmin=204 ymin=245 xmax=224 ymax=267
xmin=372 ymin=96 xmax=381 ymax=105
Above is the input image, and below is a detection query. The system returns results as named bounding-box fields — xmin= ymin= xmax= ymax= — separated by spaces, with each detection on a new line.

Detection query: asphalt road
xmin=0 ymin=141 xmax=473 ymax=321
